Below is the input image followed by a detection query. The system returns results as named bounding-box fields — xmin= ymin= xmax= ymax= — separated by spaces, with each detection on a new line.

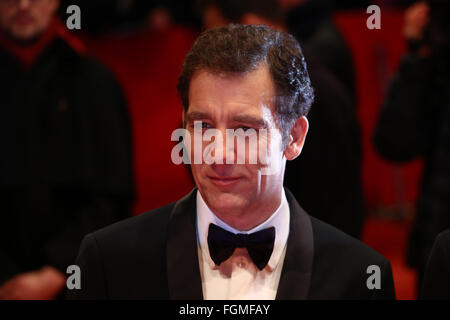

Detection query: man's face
xmin=185 ymin=65 xmax=288 ymax=227
xmin=0 ymin=0 xmax=58 ymax=42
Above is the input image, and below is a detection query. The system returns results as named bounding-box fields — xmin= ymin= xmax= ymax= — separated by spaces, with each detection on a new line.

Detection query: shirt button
xmin=237 ymin=259 xmax=247 ymax=268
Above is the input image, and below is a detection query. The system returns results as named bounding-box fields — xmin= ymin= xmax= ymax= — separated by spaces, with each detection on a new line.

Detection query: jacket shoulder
xmin=435 ymin=229 xmax=450 ymax=245
xmin=69 ymin=202 xmax=177 ymax=299
xmin=90 ymin=201 xmax=176 ymax=247
xmin=421 ymin=229 xmax=450 ymax=299
xmin=311 ymin=217 xmax=387 ymax=262
xmin=309 ymin=217 xmax=395 ymax=299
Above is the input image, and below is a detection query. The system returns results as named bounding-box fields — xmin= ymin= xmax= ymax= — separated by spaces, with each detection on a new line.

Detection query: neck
xmin=0 ymin=17 xmax=85 ymax=69
xmin=213 ymin=190 xmax=283 ymax=232
xmin=0 ymin=21 xmax=57 ymax=69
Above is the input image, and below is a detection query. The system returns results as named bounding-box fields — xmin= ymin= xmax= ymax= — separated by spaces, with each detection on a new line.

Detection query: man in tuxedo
xmin=69 ymin=24 xmax=395 ymax=300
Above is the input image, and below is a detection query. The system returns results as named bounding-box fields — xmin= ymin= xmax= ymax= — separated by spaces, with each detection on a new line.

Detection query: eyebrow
xmin=185 ymin=111 xmax=212 ymax=122
xmin=185 ymin=111 xmax=268 ymax=128
xmin=231 ymin=115 xmax=268 ymax=128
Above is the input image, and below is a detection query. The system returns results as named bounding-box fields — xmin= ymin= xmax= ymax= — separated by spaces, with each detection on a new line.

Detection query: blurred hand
xmin=404 ymin=1 xmax=430 ymax=41
xmin=0 ymin=266 xmax=66 ymax=300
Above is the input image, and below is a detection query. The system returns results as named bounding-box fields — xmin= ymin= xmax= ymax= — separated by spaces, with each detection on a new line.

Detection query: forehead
xmin=187 ymin=64 xmax=277 ymax=118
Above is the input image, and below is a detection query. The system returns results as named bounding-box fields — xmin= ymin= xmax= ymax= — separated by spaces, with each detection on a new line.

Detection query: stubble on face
xmin=0 ymin=0 xmax=58 ymax=44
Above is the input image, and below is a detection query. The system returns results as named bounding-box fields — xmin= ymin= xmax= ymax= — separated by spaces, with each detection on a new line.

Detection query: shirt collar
xmin=196 ymin=188 xmax=290 ymax=271
xmin=0 ymin=17 xmax=85 ymax=70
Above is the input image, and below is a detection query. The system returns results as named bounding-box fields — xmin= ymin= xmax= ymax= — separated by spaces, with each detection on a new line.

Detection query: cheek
xmin=0 ymin=8 xmax=14 ymax=24
xmin=35 ymin=10 xmax=51 ymax=27
xmin=190 ymin=164 xmax=203 ymax=180
xmin=241 ymin=164 xmax=260 ymax=187
xmin=185 ymin=127 xmax=209 ymax=165
xmin=33 ymin=3 xmax=56 ymax=24
xmin=232 ymin=131 xmax=271 ymax=167
xmin=256 ymin=130 xmax=283 ymax=169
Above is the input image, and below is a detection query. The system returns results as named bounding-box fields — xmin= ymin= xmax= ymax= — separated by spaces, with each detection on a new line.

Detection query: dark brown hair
xmin=177 ymin=24 xmax=314 ymax=146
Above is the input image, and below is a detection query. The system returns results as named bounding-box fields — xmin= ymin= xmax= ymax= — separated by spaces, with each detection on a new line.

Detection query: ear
xmin=283 ymin=116 xmax=309 ymax=161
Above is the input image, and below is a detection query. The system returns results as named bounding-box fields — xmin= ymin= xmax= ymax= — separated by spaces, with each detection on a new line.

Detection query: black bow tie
xmin=207 ymin=223 xmax=275 ymax=271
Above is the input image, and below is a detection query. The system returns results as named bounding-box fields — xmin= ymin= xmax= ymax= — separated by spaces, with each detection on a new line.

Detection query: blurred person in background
xmin=421 ymin=229 xmax=450 ymax=299
xmin=62 ymin=0 xmax=201 ymax=34
xmin=374 ymin=0 xmax=450 ymax=291
xmin=73 ymin=0 xmax=197 ymax=215
xmin=279 ymin=0 xmax=356 ymax=105
xmin=196 ymin=0 xmax=365 ymax=238
xmin=0 ymin=0 xmax=133 ymax=299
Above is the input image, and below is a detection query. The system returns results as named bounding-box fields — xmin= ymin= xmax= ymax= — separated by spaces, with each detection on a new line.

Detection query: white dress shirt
xmin=196 ymin=189 xmax=290 ymax=300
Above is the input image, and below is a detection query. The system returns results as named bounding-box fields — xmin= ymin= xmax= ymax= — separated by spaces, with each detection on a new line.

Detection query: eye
xmin=202 ymin=122 xmax=213 ymax=129
xmin=239 ymin=126 xmax=252 ymax=132
xmin=190 ymin=121 xmax=213 ymax=130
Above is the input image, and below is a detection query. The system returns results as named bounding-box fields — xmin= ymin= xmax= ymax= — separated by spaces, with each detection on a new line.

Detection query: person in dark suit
xmin=69 ymin=24 xmax=395 ymax=300
xmin=422 ymin=229 xmax=450 ymax=299
xmin=0 ymin=0 xmax=134 ymax=299
xmin=373 ymin=0 xmax=450 ymax=291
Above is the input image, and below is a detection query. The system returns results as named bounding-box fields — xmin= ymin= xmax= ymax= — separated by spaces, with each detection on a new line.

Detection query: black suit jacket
xmin=421 ymin=229 xmax=450 ymax=299
xmin=0 ymin=37 xmax=133 ymax=285
xmin=68 ymin=189 xmax=395 ymax=299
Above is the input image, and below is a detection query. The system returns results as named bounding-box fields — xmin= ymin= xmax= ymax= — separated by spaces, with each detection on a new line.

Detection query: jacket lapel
xmin=276 ymin=188 xmax=314 ymax=300
xmin=166 ymin=188 xmax=204 ymax=299
xmin=165 ymin=187 xmax=314 ymax=300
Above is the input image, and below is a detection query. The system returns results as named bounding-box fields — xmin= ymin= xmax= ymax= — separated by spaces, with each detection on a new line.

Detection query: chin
xmin=203 ymin=188 xmax=250 ymax=215
xmin=10 ymin=27 xmax=41 ymax=44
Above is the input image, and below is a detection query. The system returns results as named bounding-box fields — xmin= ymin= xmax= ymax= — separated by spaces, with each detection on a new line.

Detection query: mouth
xmin=13 ymin=13 xmax=34 ymax=26
xmin=208 ymin=176 xmax=242 ymax=187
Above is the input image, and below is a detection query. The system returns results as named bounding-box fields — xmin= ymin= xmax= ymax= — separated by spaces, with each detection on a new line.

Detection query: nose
xmin=205 ymin=127 xmax=236 ymax=175
xmin=212 ymin=128 xmax=238 ymax=165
